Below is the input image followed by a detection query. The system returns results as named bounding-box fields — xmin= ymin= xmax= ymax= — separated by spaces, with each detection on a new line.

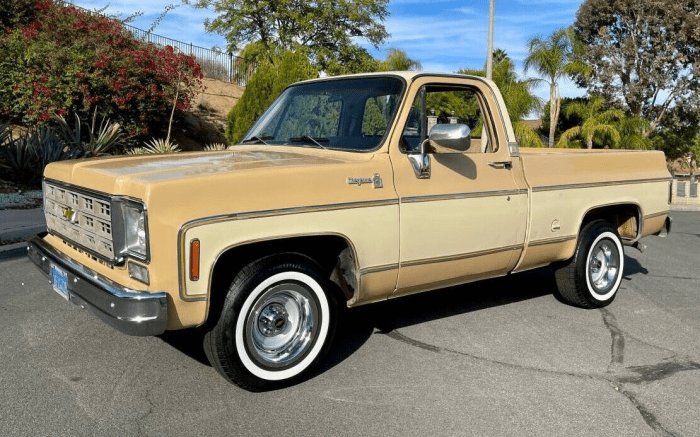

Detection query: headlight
xmin=113 ymin=198 xmax=149 ymax=263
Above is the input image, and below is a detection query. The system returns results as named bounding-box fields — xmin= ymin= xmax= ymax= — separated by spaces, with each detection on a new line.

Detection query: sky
xmin=68 ymin=0 xmax=587 ymax=111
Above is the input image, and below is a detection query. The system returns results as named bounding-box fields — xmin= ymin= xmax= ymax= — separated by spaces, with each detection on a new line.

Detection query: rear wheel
xmin=204 ymin=255 xmax=337 ymax=391
xmin=554 ymin=220 xmax=625 ymax=308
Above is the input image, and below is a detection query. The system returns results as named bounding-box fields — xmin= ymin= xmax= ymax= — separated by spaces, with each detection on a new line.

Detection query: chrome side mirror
xmin=429 ymin=123 xmax=472 ymax=152
xmin=408 ymin=138 xmax=431 ymax=179
xmin=407 ymin=124 xmax=472 ymax=179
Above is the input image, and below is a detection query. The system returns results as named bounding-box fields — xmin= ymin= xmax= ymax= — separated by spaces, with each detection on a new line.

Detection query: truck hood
xmin=44 ymin=147 xmax=352 ymax=194
xmin=44 ymin=145 xmax=394 ymax=227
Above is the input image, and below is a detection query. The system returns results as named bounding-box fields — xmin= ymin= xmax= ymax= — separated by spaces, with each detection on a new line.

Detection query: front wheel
xmin=554 ymin=220 xmax=625 ymax=308
xmin=204 ymin=255 xmax=337 ymax=391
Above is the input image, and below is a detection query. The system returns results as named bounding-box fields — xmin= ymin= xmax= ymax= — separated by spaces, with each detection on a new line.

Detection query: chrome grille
xmin=44 ymin=182 xmax=115 ymax=260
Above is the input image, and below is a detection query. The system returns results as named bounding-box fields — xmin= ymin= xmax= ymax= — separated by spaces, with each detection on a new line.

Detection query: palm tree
xmin=614 ymin=116 xmax=652 ymax=150
xmin=460 ymin=55 xmax=540 ymax=123
xmin=557 ymin=97 xmax=623 ymax=149
xmin=492 ymin=48 xmax=508 ymax=64
xmin=379 ymin=48 xmax=422 ymax=71
xmin=460 ymin=54 xmax=544 ymax=147
xmin=524 ymin=28 xmax=589 ymax=148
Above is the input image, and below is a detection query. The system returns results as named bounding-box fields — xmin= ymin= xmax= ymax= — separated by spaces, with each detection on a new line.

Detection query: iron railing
xmin=56 ymin=0 xmax=254 ymax=86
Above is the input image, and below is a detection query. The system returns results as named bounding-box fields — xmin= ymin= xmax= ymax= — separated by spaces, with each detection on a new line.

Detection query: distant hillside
xmin=174 ymin=78 xmax=244 ymax=151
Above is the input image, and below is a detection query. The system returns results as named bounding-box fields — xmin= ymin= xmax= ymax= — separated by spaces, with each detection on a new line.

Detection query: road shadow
xmin=623 ymin=254 xmax=649 ymax=279
xmin=157 ymin=267 xmax=561 ymax=385
xmin=317 ymin=267 xmax=557 ymax=376
xmin=158 ymin=328 xmax=210 ymax=367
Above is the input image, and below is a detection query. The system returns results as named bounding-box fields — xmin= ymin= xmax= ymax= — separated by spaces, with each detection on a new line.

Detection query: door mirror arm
xmin=408 ymin=138 xmax=431 ymax=179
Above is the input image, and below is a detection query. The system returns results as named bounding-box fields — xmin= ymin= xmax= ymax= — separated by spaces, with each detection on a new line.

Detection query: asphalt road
xmin=1 ymin=212 xmax=698 ymax=437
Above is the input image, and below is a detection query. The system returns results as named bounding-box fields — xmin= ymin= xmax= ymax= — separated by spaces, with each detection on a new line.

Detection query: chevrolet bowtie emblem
xmin=62 ymin=207 xmax=78 ymax=223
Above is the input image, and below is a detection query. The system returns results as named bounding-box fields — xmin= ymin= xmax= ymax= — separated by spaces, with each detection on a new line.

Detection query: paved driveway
xmin=1 ymin=212 xmax=698 ymax=437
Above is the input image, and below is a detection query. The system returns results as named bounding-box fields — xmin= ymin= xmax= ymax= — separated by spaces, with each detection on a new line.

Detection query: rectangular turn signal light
xmin=190 ymin=239 xmax=200 ymax=281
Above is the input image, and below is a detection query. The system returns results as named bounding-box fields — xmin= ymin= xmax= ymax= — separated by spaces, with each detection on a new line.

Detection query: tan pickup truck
xmin=28 ymin=72 xmax=672 ymax=390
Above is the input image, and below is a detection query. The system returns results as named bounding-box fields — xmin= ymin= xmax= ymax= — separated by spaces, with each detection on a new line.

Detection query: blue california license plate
xmin=51 ymin=264 xmax=69 ymax=301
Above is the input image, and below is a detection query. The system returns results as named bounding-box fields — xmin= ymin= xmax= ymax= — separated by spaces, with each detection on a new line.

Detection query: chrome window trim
xmin=412 ymin=73 xmax=513 ymax=145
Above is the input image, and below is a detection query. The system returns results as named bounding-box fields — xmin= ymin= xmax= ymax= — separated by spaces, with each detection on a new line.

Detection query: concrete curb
xmin=0 ymin=242 xmax=29 ymax=261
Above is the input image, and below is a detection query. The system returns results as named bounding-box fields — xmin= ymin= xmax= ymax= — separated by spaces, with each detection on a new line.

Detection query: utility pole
xmin=486 ymin=0 xmax=495 ymax=80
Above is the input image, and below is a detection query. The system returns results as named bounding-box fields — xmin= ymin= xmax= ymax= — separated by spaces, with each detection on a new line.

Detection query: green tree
xmin=492 ymin=48 xmax=508 ymax=64
xmin=320 ymin=44 xmax=380 ymax=76
xmin=378 ymin=48 xmax=422 ymax=72
xmin=557 ymin=96 xmax=623 ymax=149
xmin=574 ymin=0 xmax=700 ymax=134
xmin=193 ymin=0 xmax=389 ymax=73
xmin=226 ymin=49 xmax=318 ymax=143
xmin=538 ymin=97 xmax=586 ymax=142
xmin=651 ymin=108 xmax=700 ymax=177
xmin=523 ymin=28 xmax=589 ymax=148
xmin=614 ymin=116 xmax=651 ymax=150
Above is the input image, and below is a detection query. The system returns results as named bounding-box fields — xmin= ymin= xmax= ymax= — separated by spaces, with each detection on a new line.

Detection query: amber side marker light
xmin=190 ymin=239 xmax=200 ymax=281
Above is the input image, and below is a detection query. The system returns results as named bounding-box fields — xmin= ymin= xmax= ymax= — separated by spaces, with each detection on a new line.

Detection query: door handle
xmin=488 ymin=161 xmax=513 ymax=170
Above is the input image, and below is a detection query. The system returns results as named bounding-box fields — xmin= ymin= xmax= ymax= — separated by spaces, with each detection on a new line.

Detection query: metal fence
xmin=57 ymin=0 xmax=254 ymax=86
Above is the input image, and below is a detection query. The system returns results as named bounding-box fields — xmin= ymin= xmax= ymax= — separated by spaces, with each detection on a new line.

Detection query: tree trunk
xmin=586 ymin=136 xmax=593 ymax=149
xmin=548 ymin=83 xmax=559 ymax=148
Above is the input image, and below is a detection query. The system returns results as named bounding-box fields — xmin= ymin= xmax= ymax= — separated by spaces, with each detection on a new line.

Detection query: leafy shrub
xmin=0 ymin=125 xmax=81 ymax=185
xmin=0 ymin=0 xmax=204 ymax=140
xmin=54 ymin=109 xmax=124 ymax=157
xmin=128 ymin=138 xmax=181 ymax=155
xmin=226 ymin=50 xmax=317 ymax=143
xmin=203 ymin=143 xmax=228 ymax=151
xmin=0 ymin=0 xmax=42 ymax=29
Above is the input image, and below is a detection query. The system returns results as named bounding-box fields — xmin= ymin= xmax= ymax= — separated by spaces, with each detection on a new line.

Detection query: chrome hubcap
xmin=588 ymin=240 xmax=619 ymax=292
xmin=245 ymin=282 xmax=319 ymax=369
xmin=258 ymin=303 xmax=288 ymax=336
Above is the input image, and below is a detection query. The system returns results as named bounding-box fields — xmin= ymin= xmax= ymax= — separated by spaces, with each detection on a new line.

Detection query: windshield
xmin=241 ymin=77 xmax=405 ymax=151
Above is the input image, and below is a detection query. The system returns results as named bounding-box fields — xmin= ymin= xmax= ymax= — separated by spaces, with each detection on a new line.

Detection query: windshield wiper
xmin=240 ymin=135 xmax=272 ymax=145
xmin=289 ymin=135 xmax=329 ymax=149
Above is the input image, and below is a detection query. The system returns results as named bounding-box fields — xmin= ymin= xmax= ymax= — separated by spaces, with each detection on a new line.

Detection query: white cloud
xmin=66 ymin=0 xmax=587 ymax=98
xmin=367 ymin=1 xmax=584 ymax=99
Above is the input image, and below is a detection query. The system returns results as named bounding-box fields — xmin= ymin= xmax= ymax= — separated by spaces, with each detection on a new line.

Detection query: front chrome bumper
xmin=27 ymin=235 xmax=168 ymax=336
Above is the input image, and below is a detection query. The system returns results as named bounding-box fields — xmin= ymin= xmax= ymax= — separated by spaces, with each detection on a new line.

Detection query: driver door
xmin=389 ymin=77 xmax=528 ymax=297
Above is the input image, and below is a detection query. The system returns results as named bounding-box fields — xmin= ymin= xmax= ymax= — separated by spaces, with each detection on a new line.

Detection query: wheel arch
xmin=578 ymin=202 xmax=642 ymax=245
xmin=204 ymin=233 xmax=359 ymax=326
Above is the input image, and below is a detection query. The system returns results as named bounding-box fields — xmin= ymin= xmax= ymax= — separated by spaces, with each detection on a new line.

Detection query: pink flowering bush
xmin=0 ymin=0 xmax=204 ymax=140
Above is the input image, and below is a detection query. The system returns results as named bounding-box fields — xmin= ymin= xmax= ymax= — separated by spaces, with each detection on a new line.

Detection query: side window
xmin=361 ymin=95 xmax=397 ymax=136
xmin=401 ymin=95 xmax=424 ymax=152
xmin=400 ymin=85 xmax=496 ymax=154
